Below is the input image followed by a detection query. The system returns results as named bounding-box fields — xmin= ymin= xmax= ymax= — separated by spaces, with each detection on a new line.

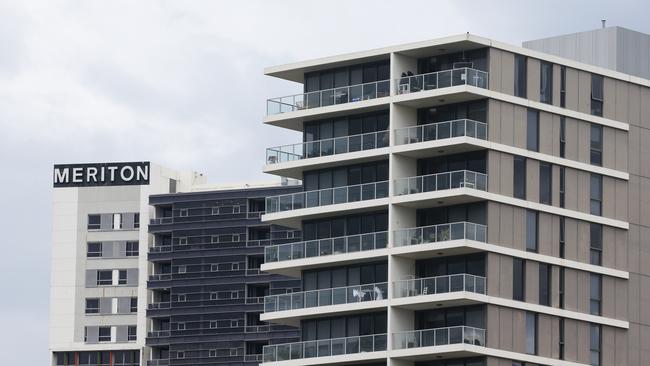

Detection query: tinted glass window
xmin=539 ymin=263 xmax=550 ymax=306
xmin=527 ymin=109 xmax=539 ymax=151
xmin=513 ymin=258 xmax=525 ymax=301
xmin=526 ymin=210 xmax=538 ymax=252
xmin=540 ymin=61 xmax=553 ymax=104
xmin=514 ymin=156 xmax=526 ymax=199
xmin=514 ymin=55 xmax=527 ymax=98
xmin=526 ymin=312 xmax=537 ymax=354
xmin=539 ymin=162 xmax=552 ymax=205
xmin=590 ymin=124 xmax=603 ymax=166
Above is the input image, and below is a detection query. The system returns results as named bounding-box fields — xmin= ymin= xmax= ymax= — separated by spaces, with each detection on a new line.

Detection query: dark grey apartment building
xmin=146 ymin=184 xmax=302 ymax=365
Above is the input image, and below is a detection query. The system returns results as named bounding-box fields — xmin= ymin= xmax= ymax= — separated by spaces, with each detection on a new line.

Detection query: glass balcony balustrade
xmin=395 ymin=119 xmax=487 ymax=145
xmin=264 ymin=282 xmax=387 ymax=313
xmin=267 ymin=80 xmax=390 ymax=115
xmin=394 ymin=170 xmax=487 ymax=196
xmin=263 ymin=333 xmax=387 ymax=362
xmin=266 ymin=181 xmax=389 ymax=214
xmin=393 ymin=222 xmax=487 ymax=247
xmin=393 ymin=274 xmax=486 ymax=298
xmin=393 ymin=326 xmax=485 ymax=350
xmin=264 ymin=231 xmax=387 ymax=263
xmin=266 ymin=130 xmax=389 ymax=164
xmin=395 ymin=67 xmax=488 ymax=95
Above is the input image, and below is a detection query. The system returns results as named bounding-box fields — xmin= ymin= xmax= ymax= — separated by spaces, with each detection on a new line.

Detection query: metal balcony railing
xmin=147 ymin=330 xmax=170 ymax=338
xmin=264 ymin=282 xmax=387 ymax=313
xmin=395 ymin=119 xmax=487 ymax=145
xmin=393 ymin=222 xmax=487 ymax=247
xmin=266 ymin=181 xmax=389 ymax=214
xmin=393 ymin=273 xmax=486 ymax=298
xmin=393 ymin=326 xmax=485 ymax=350
xmin=147 ymin=360 xmax=169 ymax=366
xmin=149 ymin=217 xmax=173 ymax=225
xmin=148 ymin=274 xmax=172 ymax=281
xmin=264 ymin=231 xmax=388 ymax=263
xmin=394 ymin=170 xmax=487 ymax=196
xmin=266 ymin=130 xmax=389 ymax=164
xmin=267 ymin=80 xmax=390 ymax=115
xmin=147 ymin=302 xmax=171 ymax=310
xmin=263 ymin=333 xmax=387 ymax=362
xmin=395 ymin=67 xmax=488 ymax=94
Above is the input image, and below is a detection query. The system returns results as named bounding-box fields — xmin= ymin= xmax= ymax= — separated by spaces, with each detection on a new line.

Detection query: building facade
xmin=50 ymin=162 xmax=205 ymax=366
xmin=146 ymin=185 xmax=302 ymax=365
xmin=259 ymin=32 xmax=650 ymax=366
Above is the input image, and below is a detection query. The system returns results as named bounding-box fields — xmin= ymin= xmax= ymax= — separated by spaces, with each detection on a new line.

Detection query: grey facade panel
xmin=85 ymin=326 xmax=98 ymax=343
xmin=85 ymin=270 xmax=97 ymax=288
xmin=126 ymin=269 xmax=138 ymax=286
xmin=100 ymin=213 xmax=113 ymax=230
xmin=122 ymin=213 xmax=135 ymax=230
xmin=99 ymin=297 xmax=112 ymax=314
xmin=116 ymin=325 xmax=128 ymax=342
xmin=117 ymin=297 xmax=130 ymax=314
xmin=102 ymin=241 xmax=114 ymax=258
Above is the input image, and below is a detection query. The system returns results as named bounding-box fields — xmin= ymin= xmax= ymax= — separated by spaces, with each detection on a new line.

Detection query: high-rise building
xmin=49 ymin=162 xmax=206 ymax=366
xmin=146 ymin=184 xmax=302 ymax=365
xmin=259 ymin=30 xmax=650 ymax=366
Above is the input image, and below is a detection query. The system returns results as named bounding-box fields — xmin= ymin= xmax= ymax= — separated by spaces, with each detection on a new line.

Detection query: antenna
xmin=601 ymin=19 xmax=606 ymax=29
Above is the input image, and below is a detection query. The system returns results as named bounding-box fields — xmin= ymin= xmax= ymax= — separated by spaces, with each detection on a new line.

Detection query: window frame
xmin=539 ymin=162 xmax=552 ymax=205
xmin=540 ymin=61 xmax=553 ymax=104
xmin=526 ymin=210 xmax=538 ymax=252
xmin=590 ymin=174 xmax=603 ymax=216
xmin=526 ymin=109 xmax=539 ymax=152
xmin=560 ymin=66 xmax=566 ymax=108
xmin=590 ymin=124 xmax=603 ymax=166
xmin=96 ymin=270 xmax=113 ymax=286
xmin=591 ymin=74 xmax=604 ymax=117
xmin=127 ymin=325 xmax=137 ymax=342
xmin=125 ymin=241 xmax=139 ymax=257
xmin=87 ymin=242 xmax=103 ymax=258
xmin=590 ymin=273 xmax=602 ymax=316
xmin=85 ymin=298 xmax=100 ymax=314
xmin=98 ymin=326 xmax=111 ymax=342
xmin=513 ymin=258 xmax=526 ymax=301
xmin=513 ymin=156 xmax=527 ymax=200
xmin=87 ymin=214 xmax=101 ymax=230
xmin=514 ymin=54 xmax=528 ymax=98
xmin=118 ymin=270 xmax=127 ymax=285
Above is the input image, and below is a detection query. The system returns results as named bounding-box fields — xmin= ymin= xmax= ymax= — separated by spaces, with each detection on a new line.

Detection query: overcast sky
xmin=1 ymin=0 xmax=648 ymax=363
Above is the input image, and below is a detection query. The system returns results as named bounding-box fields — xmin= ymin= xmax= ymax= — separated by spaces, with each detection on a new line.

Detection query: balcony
xmin=395 ymin=170 xmax=487 ymax=196
xmin=265 ymin=181 xmax=389 ymax=221
xmin=147 ymin=330 xmax=170 ymax=338
xmin=395 ymin=222 xmax=487 ymax=247
xmin=148 ymin=302 xmax=171 ymax=310
xmin=149 ymin=245 xmax=172 ymax=253
xmin=266 ymin=131 xmax=389 ymax=165
xmin=147 ymin=360 xmax=169 ymax=366
xmin=265 ymin=232 xmax=387 ymax=263
xmin=267 ymin=80 xmax=390 ymax=116
xmin=264 ymin=282 xmax=387 ymax=314
xmin=395 ymin=68 xmax=488 ymax=95
xmin=263 ymin=333 xmax=387 ymax=363
xmin=395 ymin=119 xmax=487 ymax=146
xmin=393 ymin=326 xmax=485 ymax=350
xmin=394 ymin=274 xmax=485 ymax=298
xmin=149 ymin=217 xmax=173 ymax=225
xmin=148 ymin=274 xmax=172 ymax=281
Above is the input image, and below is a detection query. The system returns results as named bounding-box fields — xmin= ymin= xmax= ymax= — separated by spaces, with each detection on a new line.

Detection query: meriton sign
xmin=53 ymin=162 xmax=150 ymax=187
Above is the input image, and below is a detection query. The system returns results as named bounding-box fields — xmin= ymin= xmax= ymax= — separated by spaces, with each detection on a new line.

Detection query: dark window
xmin=559 ymin=267 xmax=565 ymax=308
xmin=85 ymin=298 xmax=99 ymax=314
xmin=128 ymin=326 xmax=137 ymax=341
xmin=97 ymin=270 xmax=112 ymax=286
xmin=539 ymin=162 xmax=552 ymax=205
xmin=590 ymin=324 xmax=601 ymax=366
xmin=130 ymin=297 xmax=137 ymax=313
xmin=560 ymin=116 xmax=566 ymax=158
xmin=514 ymin=156 xmax=527 ymax=199
xmin=133 ymin=213 xmax=140 ymax=229
xmin=590 ymin=274 xmax=602 ymax=315
xmin=513 ymin=258 xmax=525 ymax=301
xmin=87 ymin=242 xmax=102 ymax=258
xmin=125 ymin=241 xmax=138 ymax=257
xmin=118 ymin=270 xmax=127 ymax=285
xmin=526 ymin=210 xmax=538 ymax=252
xmin=526 ymin=312 xmax=537 ymax=355
xmin=514 ymin=55 xmax=527 ymax=98
xmin=560 ymin=216 xmax=566 ymax=258
xmin=590 ymin=125 xmax=603 ymax=166
xmin=540 ymin=61 xmax=553 ymax=104
xmin=560 ymin=66 xmax=566 ymax=108
xmin=527 ymin=109 xmax=539 ymax=151
xmin=560 ymin=166 xmax=566 ymax=208
xmin=98 ymin=327 xmax=111 ymax=342
xmin=591 ymin=74 xmax=604 ymax=116
xmin=590 ymin=174 xmax=602 ymax=216
xmin=88 ymin=214 xmax=101 ymax=230
xmin=590 ymin=224 xmax=603 ymax=266
xmin=558 ymin=318 xmax=564 ymax=360
xmin=539 ymin=263 xmax=551 ymax=306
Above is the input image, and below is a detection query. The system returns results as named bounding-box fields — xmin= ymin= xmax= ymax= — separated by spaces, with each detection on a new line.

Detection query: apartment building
xmin=259 ymin=28 xmax=650 ymax=366
xmin=146 ymin=184 xmax=302 ymax=365
xmin=49 ymin=162 xmax=205 ymax=366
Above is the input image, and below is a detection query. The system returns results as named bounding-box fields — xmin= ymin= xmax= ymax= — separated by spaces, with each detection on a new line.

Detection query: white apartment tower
xmin=259 ymin=29 xmax=650 ymax=366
